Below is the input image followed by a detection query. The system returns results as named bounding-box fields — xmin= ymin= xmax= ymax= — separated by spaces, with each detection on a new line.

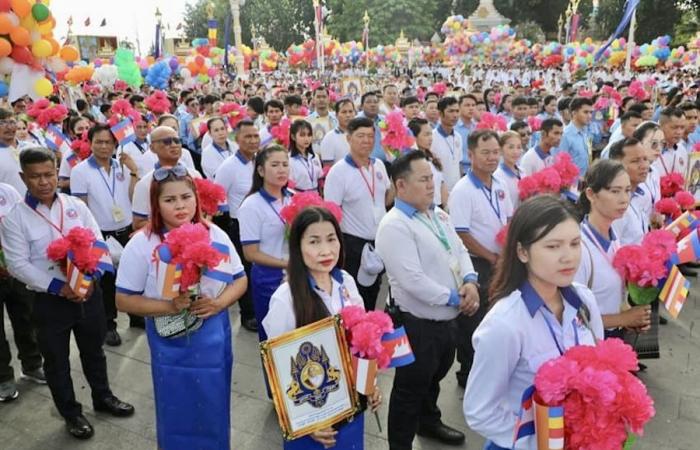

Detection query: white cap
xmin=357 ymin=243 xmax=384 ymax=287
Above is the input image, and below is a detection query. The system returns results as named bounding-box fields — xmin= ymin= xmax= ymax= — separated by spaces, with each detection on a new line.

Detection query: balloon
xmin=10 ymin=0 xmax=29 ymax=18
xmin=59 ymin=45 xmax=78 ymax=62
xmin=30 ymin=3 xmax=48 ymax=21
xmin=46 ymin=36 xmax=58 ymax=55
xmin=0 ymin=37 xmax=9 ymax=57
xmin=179 ymin=67 xmax=191 ymax=78
xmin=31 ymin=38 xmax=51 ymax=57
xmin=0 ymin=12 xmax=12 ymax=33
xmin=0 ymin=80 xmax=7 ymax=97
xmin=36 ymin=17 xmax=52 ymax=34
xmin=34 ymin=77 xmax=52 ymax=96
xmin=9 ymin=26 xmax=30 ymax=46
xmin=207 ymin=66 xmax=216 ymax=77
xmin=0 ymin=0 xmax=9 ymax=12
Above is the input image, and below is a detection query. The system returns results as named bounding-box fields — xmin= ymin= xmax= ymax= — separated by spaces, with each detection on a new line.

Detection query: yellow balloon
xmin=34 ymin=77 xmax=53 ymax=97
xmin=31 ymin=39 xmax=51 ymax=57
xmin=20 ymin=14 xmax=36 ymax=30
xmin=36 ymin=19 xmax=53 ymax=35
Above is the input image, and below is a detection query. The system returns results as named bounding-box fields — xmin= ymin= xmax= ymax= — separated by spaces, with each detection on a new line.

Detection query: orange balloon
xmin=9 ymin=26 xmax=30 ymax=46
xmin=187 ymin=61 xmax=197 ymax=73
xmin=59 ymin=45 xmax=79 ymax=62
xmin=47 ymin=36 xmax=59 ymax=55
xmin=10 ymin=0 xmax=30 ymax=18
xmin=0 ymin=13 xmax=13 ymax=34
xmin=0 ymin=38 xmax=11 ymax=58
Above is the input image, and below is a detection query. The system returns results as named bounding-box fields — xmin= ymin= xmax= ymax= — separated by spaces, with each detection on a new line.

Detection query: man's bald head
xmin=150 ymin=125 xmax=178 ymax=141
xmin=150 ymin=125 xmax=182 ymax=166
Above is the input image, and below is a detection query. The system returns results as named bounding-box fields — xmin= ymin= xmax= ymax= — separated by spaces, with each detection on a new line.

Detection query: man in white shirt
xmin=448 ymin=130 xmax=513 ymax=388
xmin=653 ymin=107 xmax=688 ymax=177
xmin=116 ymin=117 xmax=152 ymax=177
xmin=377 ymin=151 xmax=479 ymax=449
xmin=1 ymin=148 xmax=134 ymax=440
xmin=379 ymin=84 xmax=400 ymax=115
xmin=520 ymin=118 xmax=563 ymax=176
xmin=431 ymin=97 xmax=463 ymax=191
xmin=324 ymin=117 xmax=394 ymax=310
xmin=0 ymin=109 xmax=26 ymax=196
xmin=307 ymin=86 xmax=338 ymax=152
xmin=601 ymin=112 xmax=643 ymax=159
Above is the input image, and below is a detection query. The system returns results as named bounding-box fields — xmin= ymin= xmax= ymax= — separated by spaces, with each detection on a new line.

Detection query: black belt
xmin=103 ymin=226 xmax=131 ymax=236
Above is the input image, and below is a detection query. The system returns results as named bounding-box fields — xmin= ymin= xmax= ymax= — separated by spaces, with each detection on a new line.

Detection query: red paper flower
xmin=495 ymin=223 xmax=509 ymax=247
xmin=198 ymin=121 xmax=209 ymax=137
xmin=551 ymin=152 xmax=580 ymax=187
xmin=27 ymin=100 xmax=68 ymax=129
xmin=144 ymin=90 xmax=171 ymax=115
xmin=613 ymin=244 xmax=669 ymax=287
xmin=271 ymin=117 xmax=291 ymax=148
xmin=114 ymin=80 xmax=128 ymax=92
xmin=527 ymin=116 xmax=542 ymax=132
xmin=642 ymin=230 xmax=677 ymax=261
xmin=431 ymin=82 xmax=447 ymax=96
xmin=162 ymin=223 xmax=226 ymax=292
xmin=70 ymin=131 xmax=92 ymax=161
xmin=535 ymin=339 xmax=655 ymax=450
xmin=108 ymin=99 xmax=141 ymax=127
xmin=340 ymin=306 xmax=394 ymax=369
xmin=476 ymin=112 xmax=507 ymax=132
xmin=380 ymin=110 xmax=415 ymax=153
xmin=46 ymin=227 xmax=100 ymax=274
xmin=194 ymin=178 xmax=226 ymax=216
xmin=655 ymin=197 xmax=681 ymax=218
xmin=298 ymin=106 xmax=310 ymax=117
xmin=577 ymin=89 xmax=594 ymax=99
xmin=219 ymin=102 xmax=249 ymax=129
xmin=628 ymin=80 xmax=649 ymax=101
xmin=279 ymin=191 xmax=342 ymax=225
xmin=518 ymin=175 xmax=542 ymax=200
xmin=675 ymin=190 xmax=695 ymax=210
xmin=660 ymin=172 xmax=685 ymax=198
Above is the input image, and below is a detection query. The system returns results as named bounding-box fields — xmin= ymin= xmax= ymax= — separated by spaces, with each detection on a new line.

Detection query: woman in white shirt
xmin=263 ymin=206 xmax=380 ymax=450
xmin=201 ymin=117 xmax=234 ymax=179
xmin=574 ymin=159 xmax=651 ymax=339
xmin=408 ymin=118 xmax=448 ymax=208
xmin=464 ymin=195 xmax=604 ymax=450
xmin=289 ymin=120 xmax=322 ymax=192
xmin=494 ymin=131 xmax=523 ymax=209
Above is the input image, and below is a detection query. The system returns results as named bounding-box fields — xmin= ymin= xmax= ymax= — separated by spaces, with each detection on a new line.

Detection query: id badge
xmin=373 ymin=206 xmax=385 ymax=224
xmin=111 ymin=205 xmax=125 ymax=222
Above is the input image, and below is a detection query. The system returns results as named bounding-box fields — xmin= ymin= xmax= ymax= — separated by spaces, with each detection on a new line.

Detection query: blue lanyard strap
xmin=96 ymin=161 xmax=117 ymax=201
xmin=297 ymin=154 xmax=316 ymax=184
xmin=468 ymin=171 xmax=502 ymax=221
xmin=264 ymin=193 xmax=289 ymax=226
xmin=540 ymin=309 xmax=580 ymax=356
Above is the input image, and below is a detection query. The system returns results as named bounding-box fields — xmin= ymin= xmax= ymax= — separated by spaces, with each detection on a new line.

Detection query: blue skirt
xmin=283 ymin=413 xmax=365 ymax=450
xmin=251 ymin=264 xmax=284 ymax=342
xmin=146 ymin=310 xmax=233 ymax=450
xmin=483 ymin=440 xmax=509 ymax=450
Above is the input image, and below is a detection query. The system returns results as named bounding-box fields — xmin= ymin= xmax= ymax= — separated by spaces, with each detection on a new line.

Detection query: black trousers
xmin=456 ymin=256 xmax=494 ymax=384
xmin=342 ymin=233 xmax=382 ymax=311
xmin=0 ymin=277 xmax=42 ymax=383
xmin=213 ymin=215 xmax=254 ymax=321
xmin=101 ymin=226 xmax=141 ymax=329
xmin=33 ymin=286 xmax=112 ymax=419
xmin=388 ymin=312 xmax=458 ymax=450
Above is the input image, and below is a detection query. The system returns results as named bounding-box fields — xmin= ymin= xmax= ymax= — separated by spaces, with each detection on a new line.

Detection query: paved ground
xmin=2 ymin=277 xmax=700 ymax=450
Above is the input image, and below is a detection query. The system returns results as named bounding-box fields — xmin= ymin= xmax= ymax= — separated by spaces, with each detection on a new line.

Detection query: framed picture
xmin=341 ymin=77 xmax=363 ymax=102
xmin=686 ymin=151 xmax=700 ymax=203
xmin=260 ymin=316 xmax=358 ymax=440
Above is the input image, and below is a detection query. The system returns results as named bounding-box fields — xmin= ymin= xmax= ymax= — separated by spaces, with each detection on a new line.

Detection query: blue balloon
xmin=0 ymin=81 xmax=7 ymax=97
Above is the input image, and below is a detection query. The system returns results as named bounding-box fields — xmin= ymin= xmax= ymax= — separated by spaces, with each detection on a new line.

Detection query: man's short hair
xmin=284 ymin=95 xmax=303 ymax=107
xmin=468 ymin=130 xmax=499 ymax=151
xmin=620 ymin=111 xmax=643 ymax=123
xmin=390 ymin=150 xmax=427 ymax=183
xmin=347 ymin=117 xmax=375 ymax=134
xmin=360 ymin=91 xmax=378 ymax=106
xmin=437 ymin=96 xmax=458 ymax=113
xmin=400 ymin=96 xmax=420 ymax=108
xmin=247 ymin=96 xmax=264 ymax=115
xmin=569 ymin=97 xmax=593 ymax=112
xmin=264 ymin=99 xmax=284 ymax=113
xmin=541 ymin=118 xmax=564 ymax=133
xmin=459 ymin=94 xmax=477 ymax=105
xmin=19 ymin=147 xmax=55 ymax=171
xmin=609 ymin=137 xmax=641 ymax=160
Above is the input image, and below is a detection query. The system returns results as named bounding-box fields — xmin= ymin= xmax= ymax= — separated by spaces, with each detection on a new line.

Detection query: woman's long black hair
xmin=289 ymin=119 xmax=314 ymax=158
xmin=247 ymin=144 xmax=288 ymax=197
xmin=287 ymin=207 xmax=345 ymax=328
xmin=489 ymin=195 xmax=579 ymax=305
xmin=576 ymin=159 xmax=627 ymax=216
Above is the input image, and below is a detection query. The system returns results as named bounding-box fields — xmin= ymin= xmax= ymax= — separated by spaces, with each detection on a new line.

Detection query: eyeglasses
xmin=152 ymin=137 xmax=181 ymax=146
xmin=153 ymin=165 xmax=187 ymax=182
xmin=0 ymin=119 xmax=17 ymax=127
xmin=648 ymin=140 xmax=663 ymax=149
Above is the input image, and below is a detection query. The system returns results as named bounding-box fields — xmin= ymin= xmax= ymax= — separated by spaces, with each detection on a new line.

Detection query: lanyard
xmin=468 ymin=171 xmax=503 ymax=222
xmin=628 ymin=194 xmax=648 ymax=235
xmin=263 ymin=193 xmax=289 ymax=226
xmin=133 ymin=141 xmax=146 ymax=154
xmin=414 ymin=210 xmax=451 ymax=252
xmin=356 ymin=161 xmax=376 ymax=199
xmin=31 ymin=196 xmax=65 ymax=236
xmin=297 ymin=154 xmax=316 ymax=185
xmin=443 ymin=133 xmax=456 ymax=159
xmin=540 ymin=309 xmax=580 ymax=356
xmin=581 ymin=222 xmax=619 ymax=265
xmin=95 ymin=161 xmax=117 ymax=201
xmin=659 ymin=150 xmax=676 ymax=175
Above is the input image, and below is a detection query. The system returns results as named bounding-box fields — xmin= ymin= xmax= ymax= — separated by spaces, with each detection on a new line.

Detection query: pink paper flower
xmin=219 ymin=102 xmax=249 ymax=129
xmin=476 ymin=112 xmax=507 ymax=132
xmin=162 ymin=223 xmax=225 ymax=292
xmin=674 ymin=190 xmax=695 ymax=210
xmin=660 ymin=172 xmax=685 ymax=198
xmin=271 ymin=117 xmax=291 ymax=148
xmin=380 ymin=110 xmax=415 ymax=152
xmin=144 ymin=90 xmax=171 ymax=115
xmin=655 ymin=197 xmax=681 ymax=219
xmin=194 ymin=178 xmax=226 ymax=216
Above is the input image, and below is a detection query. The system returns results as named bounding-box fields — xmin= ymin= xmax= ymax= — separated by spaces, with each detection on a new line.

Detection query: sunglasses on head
xmin=153 ymin=165 xmax=187 ymax=182
xmin=153 ymin=137 xmax=181 ymax=146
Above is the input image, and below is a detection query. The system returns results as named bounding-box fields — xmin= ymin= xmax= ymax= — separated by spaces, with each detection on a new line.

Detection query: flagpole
xmin=624 ymin=7 xmax=637 ymax=76
xmin=363 ymin=10 xmax=369 ymax=74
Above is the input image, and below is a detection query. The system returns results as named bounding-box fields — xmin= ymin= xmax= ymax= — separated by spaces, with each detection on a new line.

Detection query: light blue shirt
xmin=688 ymin=126 xmax=700 ymax=148
xmin=357 ymin=111 xmax=386 ymax=161
xmin=179 ymin=111 xmax=197 ymax=152
xmin=557 ymin=121 xmax=591 ymax=175
xmin=455 ymin=118 xmax=477 ymax=172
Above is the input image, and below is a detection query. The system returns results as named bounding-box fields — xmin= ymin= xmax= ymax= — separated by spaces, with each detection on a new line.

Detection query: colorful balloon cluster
xmin=145 ymin=60 xmax=171 ymax=89
xmin=114 ymin=47 xmax=142 ymax=88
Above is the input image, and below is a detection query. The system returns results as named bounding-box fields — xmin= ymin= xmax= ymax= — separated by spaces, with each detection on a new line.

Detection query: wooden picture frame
xmin=260 ymin=316 xmax=358 ymax=440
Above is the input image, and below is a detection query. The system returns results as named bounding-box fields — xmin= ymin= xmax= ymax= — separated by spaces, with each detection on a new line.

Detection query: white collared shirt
xmin=429 ymin=161 xmax=445 ymax=206
xmin=324 ymin=155 xmax=390 ymax=240
xmin=262 ymin=269 xmax=364 ymax=339
xmin=612 ymin=186 xmax=649 ymax=245
xmin=449 ymin=172 xmax=513 ymax=254
xmin=319 ymin=128 xmax=350 ymax=165
xmin=289 ymin=152 xmax=322 ymax=191
xmin=0 ymin=183 xmax=22 ymax=220
xmin=0 ymin=144 xmax=26 ymax=196
xmin=494 ymin=163 xmax=520 ymax=209
xmin=1 ymin=193 xmax=104 ymax=293
xmin=131 ymin=164 xmax=202 ymax=219
xmin=376 ymin=200 xmax=477 ymax=321
xmin=214 ymin=152 xmax=254 ymax=219
xmin=238 ymin=189 xmax=291 ymax=260
xmin=201 ymin=141 xmax=234 ymax=179
xmin=118 ymin=139 xmax=152 ymax=178
xmin=519 ymin=146 xmax=554 ymax=177
xmin=70 ymin=156 xmax=133 ymax=231
xmin=431 ymin=125 xmax=463 ymax=190
xmin=464 ymin=283 xmax=603 ymax=449
xmin=652 ymin=142 xmax=688 ymax=177
xmin=116 ymin=223 xmax=244 ymax=300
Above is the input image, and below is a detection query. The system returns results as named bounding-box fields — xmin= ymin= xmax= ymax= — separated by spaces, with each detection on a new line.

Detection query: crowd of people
xmin=0 ymin=63 xmax=698 ymax=450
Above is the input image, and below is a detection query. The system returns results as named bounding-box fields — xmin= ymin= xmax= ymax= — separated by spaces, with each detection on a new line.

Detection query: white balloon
xmin=0 ymin=57 xmax=16 ymax=75
xmin=45 ymin=56 xmax=67 ymax=73
xmin=180 ymin=68 xmax=191 ymax=78
xmin=30 ymin=31 xmax=41 ymax=43
xmin=92 ymin=65 xmax=118 ymax=88
xmin=7 ymin=13 xmax=19 ymax=28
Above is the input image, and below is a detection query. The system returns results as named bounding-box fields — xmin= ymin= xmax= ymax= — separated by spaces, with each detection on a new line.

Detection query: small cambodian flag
xmin=671 ymin=230 xmax=700 ymax=265
xmin=513 ymin=385 xmax=536 ymax=442
xmin=381 ymin=326 xmax=415 ymax=368
xmin=202 ymin=241 xmax=234 ymax=283
xmin=110 ymin=118 xmax=137 ymax=145
xmin=44 ymin=125 xmax=69 ymax=152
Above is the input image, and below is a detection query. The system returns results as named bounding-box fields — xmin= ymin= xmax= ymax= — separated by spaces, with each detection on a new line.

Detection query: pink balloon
xmin=207 ymin=67 xmax=217 ymax=77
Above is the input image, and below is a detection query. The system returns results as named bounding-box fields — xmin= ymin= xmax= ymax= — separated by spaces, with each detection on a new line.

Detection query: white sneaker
xmin=0 ymin=380 xmax=19 ymax=402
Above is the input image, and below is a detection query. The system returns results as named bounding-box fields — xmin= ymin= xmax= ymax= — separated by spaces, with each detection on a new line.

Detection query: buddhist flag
xmin=660 ymin=265 xmax=690 ymax=319
xmin=381 ymin=326 xmax=415 ymax=368
xmin=110 ymin=118 xmax=136 ymax=145
xmin=534 ymin=393 xmax=565 ymax=450
xmin=351 ymin=356 xmax=377 ymax=395
xmin=665 ymin=211 xmax=700 ymax=238
xmin=66 ymin=252 xmax=93 ymax=298
xmin=154 ymin=245 xmax=182 ymax=300
xmin=671 ymin=230 xmax=700 ymax=265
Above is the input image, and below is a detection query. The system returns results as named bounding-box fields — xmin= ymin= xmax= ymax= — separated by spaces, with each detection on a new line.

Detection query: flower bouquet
xmin=27 ymin=99 xmax=68 ymax=129
xmin=271 ymin=117 xmax=292 ymax=148
xmin=153 ymin=223 xmax=226 ymax=338
xmin=219 ymin=102 xmax=249 ymax=129
xmin=144 ymin=90 xmax=171 ymax=116
xmin=279 ymin=192 xmax=342 ymax=237
xmin=518 ymin=153 xmax=580 ymax=201
xmin=476 ymin=112 xmax=508 ymax=132
xmin=107 ymin=99 xmax=141 ymax=146
xmin=532 ymin=338 xmax=655 ymax=450
xmin=379 ymin=110 xmax=415 ymax=160
xmin=67 ymin=131 xmax=92 ymax=167
xmin=194 ymin=178 xmax=227 ymax=217
xmin=46 ymin=227 xmax=113 ymax=298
